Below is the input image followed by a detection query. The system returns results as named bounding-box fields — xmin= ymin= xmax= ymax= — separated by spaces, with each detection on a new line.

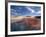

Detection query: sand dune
xmin=11 ymin=16 xmax=41 ymax=30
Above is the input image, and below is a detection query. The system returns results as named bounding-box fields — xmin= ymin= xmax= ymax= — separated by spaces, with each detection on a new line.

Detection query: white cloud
xmin=11 ymin=9 xmax=22 ymax=16
xmin=36 ymin=11 xmax=41 ymax=14
xmin=19 ymin=7 xmax=22 ymax=9
xmin=11 ymin=9 xmax=16 ymax=12
xmin=26 ymin=7 xmax=35 ymax=13
xmin=11 ymin=9 xmax=19 ymax=15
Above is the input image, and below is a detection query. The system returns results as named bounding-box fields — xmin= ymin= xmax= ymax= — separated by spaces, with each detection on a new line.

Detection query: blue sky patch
xmin=11 ymin=5 xmax=41 ymax=16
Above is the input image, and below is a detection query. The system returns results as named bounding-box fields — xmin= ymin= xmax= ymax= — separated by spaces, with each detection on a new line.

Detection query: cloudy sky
xmin=11 ymin=5 xmax=41 ymax=16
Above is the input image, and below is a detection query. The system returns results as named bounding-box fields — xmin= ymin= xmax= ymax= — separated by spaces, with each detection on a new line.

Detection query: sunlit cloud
xmin=37 ymin=11 xmax=41 ymax=14
xmin=26 ymin=7 xmax=35 ymax=13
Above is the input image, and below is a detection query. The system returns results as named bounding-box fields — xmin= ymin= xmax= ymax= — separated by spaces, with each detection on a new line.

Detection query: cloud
xmin=25 ymin=7 xmax=35 ymax=13
xmin=11 ymin=7 xmax=41 ymax=16
xmin=11 ymin=9 xmax=22 ymax=16
xmin=37 ymin=11 xmax=41 ymax=14
xmin=11 ymin=9 xmax=19 ymax=16
xmin=35 ymin=10 xmax=41 ymax=15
